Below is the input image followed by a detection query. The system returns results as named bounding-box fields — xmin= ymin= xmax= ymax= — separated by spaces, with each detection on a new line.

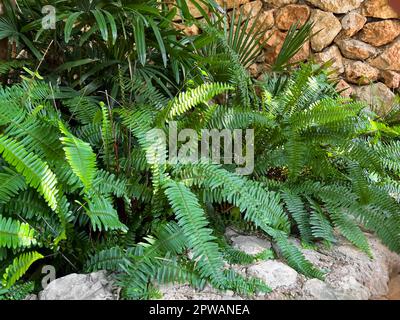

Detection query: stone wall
xmin=178 ymin=0 xmax=400 ymax=114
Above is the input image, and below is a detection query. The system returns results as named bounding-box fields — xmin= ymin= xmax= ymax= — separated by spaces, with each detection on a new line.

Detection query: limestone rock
xmin=247 ymin=260 xmax=298 ymax=290
xmin=260 ymin=9 xmax=276 ymax=30
xmin=231 ymin=235 xmax=272 ymax=255
xmin=231 ymin=0 xmax=263 ymax=23
xmin=304 ymin=279 xmax=338 ymax=300
xmin=306 ymin=0 xmax=364 ymax=13
xmin=276 ymin=5 xmax=311 ymax=30
xmin=336 ymin=11 xmax=367 ymax=40
xmin=264 ymin=28 xmax=287 ymax=65
xmin=290 ymin=40 xmax=311 ymax=63
xmin=266 ymin=0 xmax=299 ymax=8
xmin=173 ymin=23 xmax=200 ymax=36
xmin=359 ymin=20 xmax=400 ymax=47
xmin=344 ymin=59 xmax=379 ymax=84
xmin=387 ymin=275 xmax=400 ymax=300
xmin=246 ymin=9 xmax=275 ymax=33
xmin=217 ymin=0 xmax=249 ymax=10
xmin=314 ymin=45 xmax=344 ymax=74
xmin=336 ymin=79 xmax=353 ymax=97
xmin=369 ymin=39 xmax=400 ymax=71
xmin=361 ymin=0 xmax=399 ymax=18
xmin=336 ymin=39 xmax=378 ymax=60
xmin=310 ymin=10 xmax=342 ymax=52
xmin=380 ymin=70 xmax=400 ymax=88
xmin=351 ymin=82 xmax=395 ymax=115
xmin=38 ymin=271 xmax=117 ymax=300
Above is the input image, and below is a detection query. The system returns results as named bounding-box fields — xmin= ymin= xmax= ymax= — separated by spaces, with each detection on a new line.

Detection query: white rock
xmin=231 ymin=235 xmax=272 ymax=255
xmin=304 ymin=279 xmax=338 ymax=300
xmin=247 ymin=260 xmax=298 ymax=289
xmin=38 ymin=271 xmax=116 ymax=300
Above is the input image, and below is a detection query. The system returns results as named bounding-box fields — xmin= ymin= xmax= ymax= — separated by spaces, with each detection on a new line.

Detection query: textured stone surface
xmin=351 ymin=82 xmax=395 ymax=115
xmin=336 ymin=11 xmax=367 ymax=40
xmin=266 ymin=0 xmax=299 ymax=8
xmin=173 ymin=23 xmax=200 ymax=36
xmin=359 ymin=20 xmax=400 ymax=47
xmin=344 ymin=59 xmax=379 ymax=84
xmin=380 ymin=70 xmax=400 ymax=88
xmin=336 ymin=79 xmax=353 ymax=97
xmin=303 ymin=279 xmax=338 ymax=300
xmin=231 ymin=0 xmax=263 ymax=22
xmin=336 ymin=39 xmax=378 ymax=60
xmin=290 ymin=41 xmax=311 ymax=63
xmin=361 ymin=0 xmax=400 ymax=18
xmin=247 ymin=260 xmax=299 ymax=290
xmin=231 ymin=235 xmax=271 ymax=255
xmin=264 ymin=28 xmax=287 ymax=64
xmin=369 ymin=39 xmax=400 ymax=71
xmin=217 ymin=0 xmax=249 ymax=10
xmin=151 ymin=231 xmax=400 ymax=300
xmin=310 ymin=10 xmax=342 ymax=51
xmin=306 ymin=0 xmax=364 ymax=13
xmin=314 ymin=45 xmax=344 ymax=74
xmin=38 ymin=271 xmax=117 ymax=300
xmin=275 ymin=4 xmax=311 ymax=30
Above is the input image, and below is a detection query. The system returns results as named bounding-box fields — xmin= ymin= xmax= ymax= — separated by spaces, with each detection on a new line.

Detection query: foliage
xmin=0 ymin=0 xmax=399 ymax=301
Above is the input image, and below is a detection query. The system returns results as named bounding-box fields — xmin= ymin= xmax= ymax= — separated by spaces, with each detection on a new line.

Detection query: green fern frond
xmin=167 ymin=83 xmax=234 ymax=119
xmin=0 ymin=216 xmax=36 ymax=249
xmin=2 ymin=251 xmax=43 ymax=289
xmin=59 ymin=122 xmax=97 ymax=192
xmin=0 ymin=134 xmax=59 ymax=212
xmin=163 ymin=179 xmax=226 ymax=286
xmin=85 ymin=196 xmax=127 ymax=232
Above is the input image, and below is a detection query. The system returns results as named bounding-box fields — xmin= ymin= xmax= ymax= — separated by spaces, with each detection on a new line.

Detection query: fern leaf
xmin=59 ymin=122 xmax=97 ymax=192
xmin=2 ymin=251 xmax=43 ymax=289
xmin=0 ymin=216 xmax=36 ymax=249
xmin=85 ymin=196 xmax=127 ymax=232
xmin=163 ymin=179 xmax=226 ymax=286
xmin=168 ymin=83 xmax=234 ymax=119
xmin=0 ymin=134 xmax=59 ymax=211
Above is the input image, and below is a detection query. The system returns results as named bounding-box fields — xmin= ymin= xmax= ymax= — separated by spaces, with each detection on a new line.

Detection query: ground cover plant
xmin=0 ymin=0 xmax=399 ymax=299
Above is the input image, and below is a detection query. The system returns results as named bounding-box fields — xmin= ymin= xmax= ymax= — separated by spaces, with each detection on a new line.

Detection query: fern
xmin=167 ymin=83 xmax=234 ymax=119
xmin=2 ymin=251 xmax=43 ymax=289
xmin=0 ymin=134 xmax=59 ymax=212
xmin=0 ymin=216 xmax=36 ymax=249
xmin=59 ymin=122 xmax=97 ymax=192
xmin=163 ymin=179 xmax=226 ymax=287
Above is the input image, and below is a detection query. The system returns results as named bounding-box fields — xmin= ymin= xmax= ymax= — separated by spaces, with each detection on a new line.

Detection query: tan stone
xmin=290 ymin=40 xmax=311 ymax=63
xmin=306 ymin=0 xmax=364 ymax=13
xmin=169 ymin=0 xmax=209 ymax=20
xmin=361 ymin=0 xmax=399 ymax=18
xmin=276 ymin=5 xmax=311 ymax=30
xmin=249 ymin=63 xmax=261 ymax=77
xmin=344 ymin=59 xmax=380 ymax=84
xmin=351 ymin=82 xmax=395 ymax=116
xmin=266 ymin=0 xmax=299 ymax=8
xmin=260 ymin=9 xmax=276 ymax=30
xmin=217 ymin=0 xmax=249 ymax=10
xmin=336 ymin=79 xmax=353 ymax=97
xmin=245 ymin=9 xmax=275 ymax=32
xmin=264 ymin=28 xmax=287 ymax=65
xmin=314 ymin=45 xmax=344 ymax=74
xmin=173 ymin=23 xmax=200 ymax=36
xmin=336 ymin=11 xmax=367 ymax=40
xmin=310 ymin=10 xmax=342 ymax=52
xmin=336 ymin=39 xmax=378 ymax=60
xmin=230 ymin=0 xmax=263 ymax=23
xmin=380 ymin=70 xmax=400 ymax=88
xmin=359 ymin=20 xmax=400 ymax=47
xmin=369 ymin=39 xmax=400 ymax=71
